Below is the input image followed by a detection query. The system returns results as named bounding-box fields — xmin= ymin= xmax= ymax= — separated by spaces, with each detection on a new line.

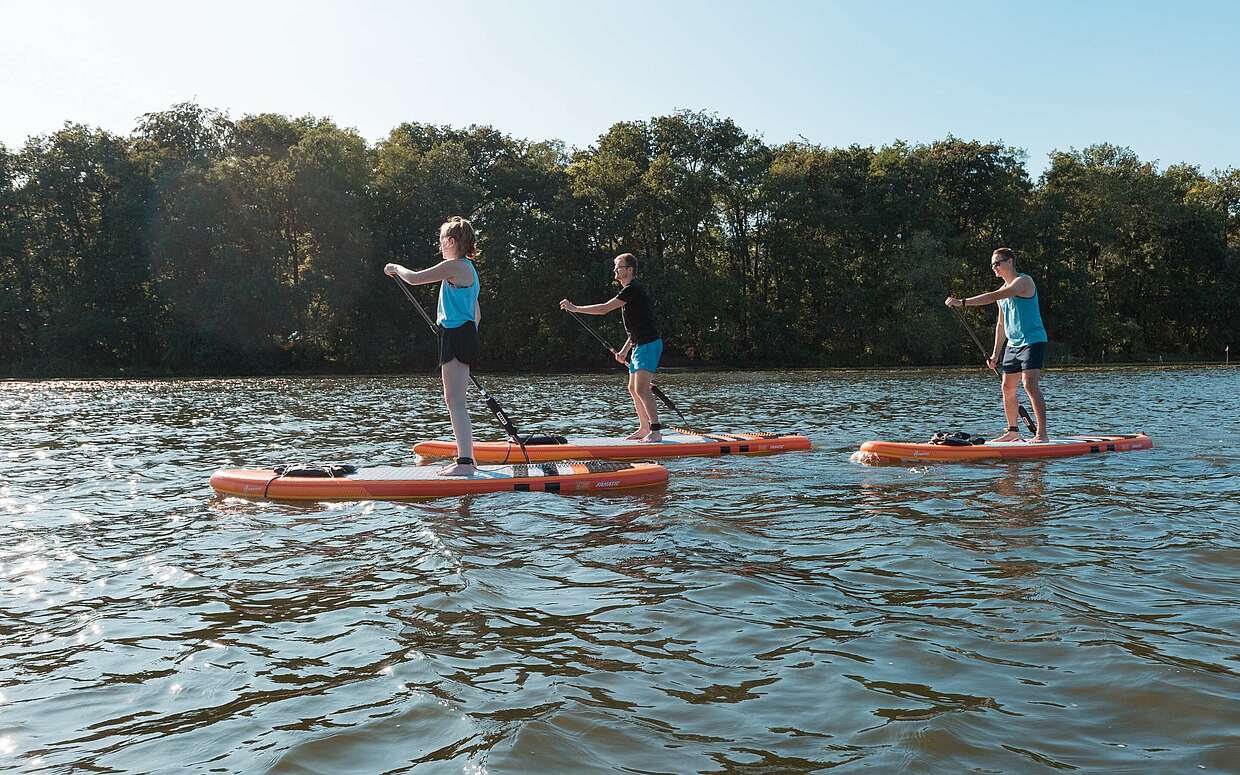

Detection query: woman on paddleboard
xmin=385 ymin=216 xmax=481 ymax=476
xmin=560 ymin=253 xmax=665 ymax=442
xmin=945 ymin=247 xmax=1050 ymax=443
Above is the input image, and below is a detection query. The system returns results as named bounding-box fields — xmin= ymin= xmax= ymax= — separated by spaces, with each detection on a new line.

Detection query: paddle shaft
xmin=390 ymin=275 xmax=530 ymax=461
xmin=566 ymin=309 xmax=687 ymax=425
xmin=949 ymin=304 xmax=1038 ymax=433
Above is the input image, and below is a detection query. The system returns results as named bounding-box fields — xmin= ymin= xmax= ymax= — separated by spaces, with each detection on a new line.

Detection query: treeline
xmin=2 ymin=104 xmax=1236 ymax=376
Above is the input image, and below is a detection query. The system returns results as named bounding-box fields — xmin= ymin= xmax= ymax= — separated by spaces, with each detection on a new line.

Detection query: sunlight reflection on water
xmin=0 ymin=366 xmax=1237 ymax=772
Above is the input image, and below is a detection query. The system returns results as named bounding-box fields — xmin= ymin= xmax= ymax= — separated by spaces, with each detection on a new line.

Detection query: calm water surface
xmin=1 ymin=367 xmax=1237 ymax=773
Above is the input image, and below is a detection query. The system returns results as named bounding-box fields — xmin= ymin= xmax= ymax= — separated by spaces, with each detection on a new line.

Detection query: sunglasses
xmin=990 ymin=257 xmax=1010 ymax=268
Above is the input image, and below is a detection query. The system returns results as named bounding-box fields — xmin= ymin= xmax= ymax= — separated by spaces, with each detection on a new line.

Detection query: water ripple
xmin=1 ymin=367 xmax=1237 ymax=772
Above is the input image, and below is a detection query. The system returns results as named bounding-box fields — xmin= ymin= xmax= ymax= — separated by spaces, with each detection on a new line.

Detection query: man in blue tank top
xmin=945 ymin=247 xmax=1049 ymax=443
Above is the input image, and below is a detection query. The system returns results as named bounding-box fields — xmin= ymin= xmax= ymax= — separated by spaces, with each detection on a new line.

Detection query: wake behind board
xmin=211 ymin=460 xmax=667 ymax=501
xmin=413 ymin=429 xmax=812 ymax=463
xmin=855 ymin=433 xmax=1153 ymax=464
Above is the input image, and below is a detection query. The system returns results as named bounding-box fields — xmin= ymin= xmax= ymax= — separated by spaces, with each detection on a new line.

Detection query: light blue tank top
xmin=998 ymin=274 xmax=1047 ymax=348
xmin=436 ymin=259 xmax=478 ymax=329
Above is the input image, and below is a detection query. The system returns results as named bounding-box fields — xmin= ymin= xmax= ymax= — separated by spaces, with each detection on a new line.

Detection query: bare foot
xmin=990 ymin=431 xmax=1023 ymax=443
xmin=642 ymin=431 xmax=662 ymax=442
xmin=438 ymin=462 xmax=476 ymax=477
xmin=625 ymin=429 xmax=648 ymax=440
xmin=1030 ymin=436 xmax=1050 ymax=444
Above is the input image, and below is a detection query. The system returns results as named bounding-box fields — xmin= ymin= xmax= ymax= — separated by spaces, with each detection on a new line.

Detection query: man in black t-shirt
xmin=560 ymin=253 xmax=665 ymax=441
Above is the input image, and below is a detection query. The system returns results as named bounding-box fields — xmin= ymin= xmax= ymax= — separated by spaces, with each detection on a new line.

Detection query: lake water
xmin=1 ymin=366 xmax=1237 ymax=773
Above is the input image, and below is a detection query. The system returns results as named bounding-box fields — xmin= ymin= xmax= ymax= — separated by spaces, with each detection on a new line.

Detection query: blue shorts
xmin=1001 ymin=341 xmax=1047 ymax=373
xmin=628 ymin=338 xmax=663 ymax=374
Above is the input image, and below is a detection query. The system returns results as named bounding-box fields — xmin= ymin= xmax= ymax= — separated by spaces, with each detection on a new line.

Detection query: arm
xmin=384 ymin=259 xmax=461 ymax=287
xmin=614 ymin=336 xmax=634 ymax=365
xmin=965 ymin=276 xmax=1034 ymax=307
xmin=945 ymin=276 xmax=1034 ymax=308
xmin=559 ymin=297 xmax=625 ymax=315
xmin=989 ymin=314 xmax=1006 ymax=369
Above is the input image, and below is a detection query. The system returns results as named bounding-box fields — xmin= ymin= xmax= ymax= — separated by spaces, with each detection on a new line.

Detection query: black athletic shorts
xmin=439 ymin=321 xmax=479 ymax=366
xmin=1000 ymin=341 xmax=1046 ymax=373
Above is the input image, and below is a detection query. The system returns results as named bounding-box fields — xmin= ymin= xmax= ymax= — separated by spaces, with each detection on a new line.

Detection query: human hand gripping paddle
xmin=947 ymin=302 xmax=1037 ymax=434
xmin=563 ymin=309 xmax=688 ymax=426
xmin=389 ymin=274 xmax=532 ymax=463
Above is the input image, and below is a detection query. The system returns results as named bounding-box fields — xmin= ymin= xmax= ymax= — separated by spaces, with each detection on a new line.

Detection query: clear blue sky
xmin=2 ymin=0 xmax=1236 ymax=176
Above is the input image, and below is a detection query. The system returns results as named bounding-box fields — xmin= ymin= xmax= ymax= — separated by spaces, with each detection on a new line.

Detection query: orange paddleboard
xmin=414 ymin=429 xmax=812 ymax=463
xmin=211 ymin=460 xmax=667 ymax=501
xmin=856 ymin=433 xmax=1153 ymax=464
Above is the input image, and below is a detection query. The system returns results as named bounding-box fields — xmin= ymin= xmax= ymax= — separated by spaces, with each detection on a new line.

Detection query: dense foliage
xmin=2 ymin=104 xmax=1236 ymax=376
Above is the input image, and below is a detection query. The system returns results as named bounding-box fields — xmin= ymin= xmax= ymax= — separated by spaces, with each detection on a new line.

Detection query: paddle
xmin=390 ymin=275 xmax=530 ymax=463
xmin=948 ymin=303 xmax=1037 ymax=434
xmin=565 ymin=309 xmax=688 ymax=425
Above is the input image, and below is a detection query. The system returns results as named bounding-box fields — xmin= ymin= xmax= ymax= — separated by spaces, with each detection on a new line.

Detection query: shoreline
xmin=2 ymin=360 xmax=1234 ymax=384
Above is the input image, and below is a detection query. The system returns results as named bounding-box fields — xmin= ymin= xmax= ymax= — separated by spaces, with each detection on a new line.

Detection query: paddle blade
xmin=651 ymin=384 xmax=687 ymax=425
xmin=1018 ymin=405 xmax=1037 ymax=434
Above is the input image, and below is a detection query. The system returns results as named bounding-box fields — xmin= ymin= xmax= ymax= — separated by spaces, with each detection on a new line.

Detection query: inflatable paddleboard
xmin=211 ymin=460 xmax=667 ymax=501
xmin=413 ymin=429 xmax=812 ymax=463
xmin=856 ymin=433 xmax=1153 ymax=464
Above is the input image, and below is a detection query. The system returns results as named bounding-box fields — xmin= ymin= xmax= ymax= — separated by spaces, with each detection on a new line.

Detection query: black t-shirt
xmin=614 ymin=281 xmax=659 ymax=345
